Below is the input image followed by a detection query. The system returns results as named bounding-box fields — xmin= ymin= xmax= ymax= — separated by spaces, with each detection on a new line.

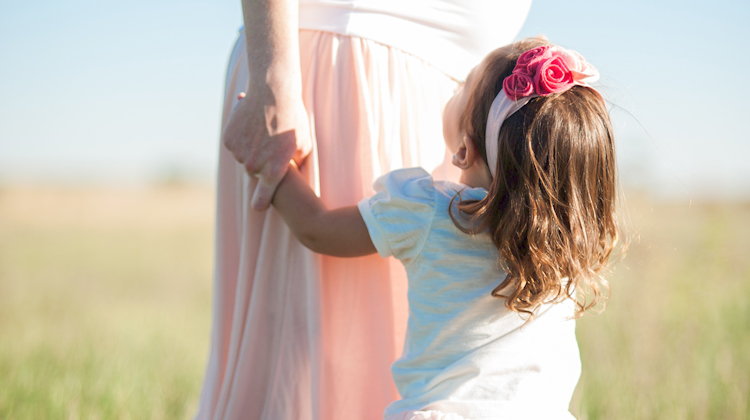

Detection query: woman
xmin=195 ymin=1 xmax=533 ymax=419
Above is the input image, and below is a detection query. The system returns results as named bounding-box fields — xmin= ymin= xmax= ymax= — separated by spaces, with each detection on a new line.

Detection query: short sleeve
xmin=357 ymin=168 xmax=436 ymax=262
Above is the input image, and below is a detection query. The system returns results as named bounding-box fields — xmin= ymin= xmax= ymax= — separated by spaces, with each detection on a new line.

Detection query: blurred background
xmin=1 ymin=0 xmax=748 ymax=418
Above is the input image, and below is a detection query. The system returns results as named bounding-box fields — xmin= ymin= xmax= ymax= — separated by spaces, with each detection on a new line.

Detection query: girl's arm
xmin=272 ymin=165 xmax=377 ymax=257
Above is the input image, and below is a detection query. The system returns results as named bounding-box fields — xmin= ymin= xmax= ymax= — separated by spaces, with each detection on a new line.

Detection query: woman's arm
xmin=223 ymin=0 xmax=312 ymax=211
xmin=272 ymin=165 xmax=377 ymax=257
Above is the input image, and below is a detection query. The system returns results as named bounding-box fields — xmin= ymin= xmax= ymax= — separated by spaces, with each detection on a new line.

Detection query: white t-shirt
xmin=299 ymin=0 xmax=533 ymax=81
xmin=358 ymin=168 xmax=581 ymax=420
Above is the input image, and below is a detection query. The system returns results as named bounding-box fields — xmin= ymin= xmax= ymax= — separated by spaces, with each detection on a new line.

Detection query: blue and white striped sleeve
xmin=357 ymin=168 xmax=436 ymax=263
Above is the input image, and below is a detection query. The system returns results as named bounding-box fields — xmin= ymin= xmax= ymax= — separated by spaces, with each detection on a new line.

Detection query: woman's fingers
xmin=222 ymin=86 xmax=311 ymax=210
xmin=249 ymin=129 xmax=299 ymax=210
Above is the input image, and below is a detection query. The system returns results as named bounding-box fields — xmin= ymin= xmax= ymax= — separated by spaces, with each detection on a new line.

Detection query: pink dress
xmin=195 ymin=3 xmax=531 ymax=420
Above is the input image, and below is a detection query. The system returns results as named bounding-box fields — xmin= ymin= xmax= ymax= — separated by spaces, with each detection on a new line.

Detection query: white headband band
xmin=485 ymin=94 xmax=533 ymax=178
xmin=484 ymin=45 xmax=599 ymax=178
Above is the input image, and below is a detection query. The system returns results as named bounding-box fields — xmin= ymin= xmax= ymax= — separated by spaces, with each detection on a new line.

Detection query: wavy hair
xmin=454 ymin=38 xmax=620 ymax=318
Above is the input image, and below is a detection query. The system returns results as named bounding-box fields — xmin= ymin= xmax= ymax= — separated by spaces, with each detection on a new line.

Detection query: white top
xmin=358 ymin=168 xmax=581 ymax=420
xmin=299 ymin=0 xmax=533 ymax=81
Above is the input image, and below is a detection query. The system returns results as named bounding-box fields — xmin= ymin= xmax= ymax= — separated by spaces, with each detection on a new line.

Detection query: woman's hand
xmin=222 ymin=82 xmax=311 ymax=211
xmin=224 ymin=0 xmax=310 ymax=211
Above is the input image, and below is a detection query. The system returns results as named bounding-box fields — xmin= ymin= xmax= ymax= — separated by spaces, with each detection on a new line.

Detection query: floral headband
xmin=484 ymin=45 xmax=600 ymax=178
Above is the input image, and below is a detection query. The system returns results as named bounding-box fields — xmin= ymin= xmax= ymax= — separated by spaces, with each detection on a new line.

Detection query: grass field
xmin=0 ymin=185 xmax=748 ymax=419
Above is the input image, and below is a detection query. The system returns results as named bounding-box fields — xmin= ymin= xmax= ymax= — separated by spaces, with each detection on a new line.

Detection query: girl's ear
xmin=452 ymin=135 xmax=478 ymax=170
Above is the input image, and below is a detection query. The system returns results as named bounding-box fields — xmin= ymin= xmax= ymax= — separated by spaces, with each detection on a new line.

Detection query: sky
xmin=1 ymin=0 xmax=748 ymax=200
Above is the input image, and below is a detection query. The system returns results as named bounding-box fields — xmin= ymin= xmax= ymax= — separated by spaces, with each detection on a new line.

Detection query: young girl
xmin=268 ymin=38 xmax=618 ymax=420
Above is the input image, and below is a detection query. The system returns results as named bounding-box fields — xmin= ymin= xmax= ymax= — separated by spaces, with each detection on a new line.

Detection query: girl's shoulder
xmin=373 ymin=167 xmax=435 ymax=198
xmin=359 ymin=168 xmax=437 ymax=262
xmin=375 ymin=167 xmax=488 ymax=201
xmin=432 ymin=177 xmax=489 ymax=208
xmin=360 ymin=167 xmax=494 ymax=264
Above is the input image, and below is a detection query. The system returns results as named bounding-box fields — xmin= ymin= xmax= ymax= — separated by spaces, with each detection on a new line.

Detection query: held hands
xmin=222 ymin=86 xmax=312 ymax=210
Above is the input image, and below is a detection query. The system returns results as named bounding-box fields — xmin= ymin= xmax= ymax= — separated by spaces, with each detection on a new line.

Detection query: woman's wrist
xmin=242 ymin=0 xmax=301 ymax=91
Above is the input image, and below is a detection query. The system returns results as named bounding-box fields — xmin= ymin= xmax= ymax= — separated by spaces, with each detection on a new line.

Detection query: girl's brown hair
xmin=455 ymin=38 xmax=619 ymax=318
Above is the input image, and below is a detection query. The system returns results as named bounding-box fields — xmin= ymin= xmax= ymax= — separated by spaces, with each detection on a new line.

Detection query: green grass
xmin=0 ymin=186 xmax=213 ymax=419
xmin=572 ymin=198 xmax=750 ymax=419
xmin=0 ymin=186 xmax=748 ymax=419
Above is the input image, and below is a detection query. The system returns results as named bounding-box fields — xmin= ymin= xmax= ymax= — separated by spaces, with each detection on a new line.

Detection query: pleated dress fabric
xmin=193 ymin=29 xmax=460 ymax=420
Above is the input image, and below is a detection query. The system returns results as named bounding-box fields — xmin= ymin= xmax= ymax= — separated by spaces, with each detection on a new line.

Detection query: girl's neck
xmin=458 ymin=162 xmax=492 ymax=190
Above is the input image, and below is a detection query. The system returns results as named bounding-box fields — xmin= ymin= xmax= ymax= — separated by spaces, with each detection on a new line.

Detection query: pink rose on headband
xmin=503 ymin=73 xmax=534 ymax=100
xmin=502 ymin=45 xmax=599 ymax=98
xmin=514 ymin=45 xmax=552 ymax=76
xmin=534 ymin=55 xmax=574 ymax=95
xmin=557 ymin=48 xmax=599 ymax=83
